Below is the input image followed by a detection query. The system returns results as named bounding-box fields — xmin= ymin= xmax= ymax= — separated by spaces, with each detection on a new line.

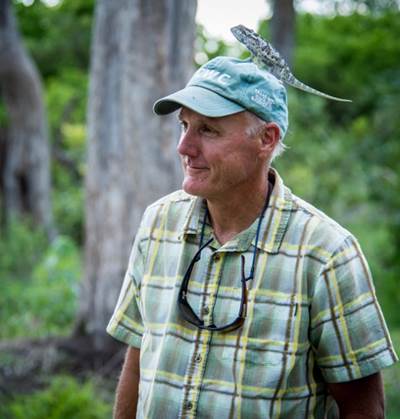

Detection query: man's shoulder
xmin=287 ymin=191 xmax=355 ymax=256
xmin=147 ymin=189 xmax=195 ymax=210
xmin=291 ymin=193 xmax=350 ymax=235
xmin=139 ymin=189 xmax=197 ymax=235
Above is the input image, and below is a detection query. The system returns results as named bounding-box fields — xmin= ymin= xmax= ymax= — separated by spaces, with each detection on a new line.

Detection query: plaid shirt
xmin=107 ymin=169 xmax=397 ymax=419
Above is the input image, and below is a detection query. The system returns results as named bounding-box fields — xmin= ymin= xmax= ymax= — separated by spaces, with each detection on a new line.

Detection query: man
xmin=107 ymin=57 xmax=398 ymax=418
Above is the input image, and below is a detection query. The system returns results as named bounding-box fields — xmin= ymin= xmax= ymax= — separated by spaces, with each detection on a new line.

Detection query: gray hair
xmin=245 ymin=112 xmax=287 ymax=162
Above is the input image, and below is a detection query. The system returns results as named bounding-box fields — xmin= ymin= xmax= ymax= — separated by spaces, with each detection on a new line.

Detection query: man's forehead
xmin=178 ymin=107 xmax=211 ymax=121
xmin=178 ymin=107 xmax=246 ymax=123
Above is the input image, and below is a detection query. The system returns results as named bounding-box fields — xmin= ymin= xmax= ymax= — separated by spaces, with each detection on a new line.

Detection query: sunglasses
xmin=178 ymin=238 xmax=252 ymax=333
xmin=177 ymin=183 xmax=271 ymax=333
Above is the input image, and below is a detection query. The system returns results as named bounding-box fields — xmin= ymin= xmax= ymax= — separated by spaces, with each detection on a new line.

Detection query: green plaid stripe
xmin=107 ymin=169 xmax=398 ymax=419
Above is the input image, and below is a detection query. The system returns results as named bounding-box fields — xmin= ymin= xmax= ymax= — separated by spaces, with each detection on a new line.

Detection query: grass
xmin=0 ymin=231 xmax=80 ymax=340
xmin=0 ymin=375 xmax=112 ymax=419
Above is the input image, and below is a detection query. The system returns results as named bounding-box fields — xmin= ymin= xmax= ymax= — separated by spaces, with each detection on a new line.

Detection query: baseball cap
xmin=153 ymin=56 xmax=288 ymax=139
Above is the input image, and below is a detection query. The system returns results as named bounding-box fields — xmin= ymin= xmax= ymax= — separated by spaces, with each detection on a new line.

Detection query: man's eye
xmin=200 ymin=125 xmax=217 ymax=135
xmin=179 ymin=121 xmax=188 ymax=131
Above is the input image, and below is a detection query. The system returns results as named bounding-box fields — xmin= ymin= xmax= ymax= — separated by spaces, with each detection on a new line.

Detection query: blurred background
xmin=0 ymin=0 xmax=399 ymax=417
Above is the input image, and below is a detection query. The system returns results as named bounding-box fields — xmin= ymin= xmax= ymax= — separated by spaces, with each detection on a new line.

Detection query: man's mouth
xmin=187 ymin=165 xmax=206 ymax=170
xmin=185 ymin=159 xmax=208 ymax=171
xmin=186 ymin=166 xmax=208 ymax=175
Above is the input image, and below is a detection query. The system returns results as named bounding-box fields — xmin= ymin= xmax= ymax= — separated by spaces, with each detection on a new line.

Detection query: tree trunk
xmin=270 ymin=0 xmax=296 ymax=67
xmin=77 ymin=0 xmax=197 ymax=348
xmin=0 ymin=0 xmax=55 ymax=239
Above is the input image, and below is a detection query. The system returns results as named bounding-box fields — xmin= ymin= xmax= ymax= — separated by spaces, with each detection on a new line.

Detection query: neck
xmin=206 ymin=175 xmax=270 ymax=245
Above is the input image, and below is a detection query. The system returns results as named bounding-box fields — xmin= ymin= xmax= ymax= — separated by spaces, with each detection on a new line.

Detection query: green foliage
xmin=46 ymin=68 xmax=88 ymax=242
xmin=195 ymin=24 xmax=242 ymax=66
xmin=315 ymin=0 xmax=400 ymax=14
xmin=384 ymin=329 xmax=400 ymax=418
xmin=12 ymin=1 xmax=91 ymax=243
xmin=46 ymin=68 xmax=88 ymax=140
xmin=295 ymin=12 xmax=400 ymax=123
xmin=52 ymin=178 xmax=84 ymax=244
xmin=14 ymin=0 xmax=94 ymax=79
xmin=0 ymin=219 xmax=47 ymax=280
xmin=0 ymin=235 xmax=81 ymax=339
xmin=4 ymin=375 xmax=111 ymax=419
xmin=0 ymin=99 xmax=8 ymax=126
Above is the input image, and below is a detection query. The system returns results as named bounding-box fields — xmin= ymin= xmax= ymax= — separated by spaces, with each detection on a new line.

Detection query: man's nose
xmin=177 ymin=128 xmax=199 ymax=157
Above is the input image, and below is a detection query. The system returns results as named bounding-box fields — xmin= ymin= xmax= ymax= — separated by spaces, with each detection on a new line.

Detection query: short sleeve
xmin=310 ymin=235 xmax=398 ymax=383
xmin=106 ymin=224 xmax=146 ymax=348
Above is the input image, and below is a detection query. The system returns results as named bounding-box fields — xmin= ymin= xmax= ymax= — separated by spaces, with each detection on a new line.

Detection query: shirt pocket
xmin=224 ymin=296 xmax=309 ymax=365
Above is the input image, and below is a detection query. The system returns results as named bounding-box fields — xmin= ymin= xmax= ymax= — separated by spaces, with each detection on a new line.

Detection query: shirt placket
xmin=180 ymin=244 xmax=224 ymax=418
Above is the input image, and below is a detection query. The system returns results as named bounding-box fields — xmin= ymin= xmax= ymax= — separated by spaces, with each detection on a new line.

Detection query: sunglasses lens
xmin=178 ymin=297 xmax=202 ymax=326
xmin=177 ymin=237 xmax=252 ymax=333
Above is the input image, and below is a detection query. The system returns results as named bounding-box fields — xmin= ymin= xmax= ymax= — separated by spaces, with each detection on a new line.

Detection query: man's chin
xmin=182 ymin=179 xmax=208 ymax=198
xmin=182 ymin=186 xmax=203 ymax=197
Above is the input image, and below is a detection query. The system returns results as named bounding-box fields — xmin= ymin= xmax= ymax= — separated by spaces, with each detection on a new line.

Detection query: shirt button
xmin=195 ymin=354 xmax=202 ymax=363
xmin=213 ymin=253 xmax=221 ymax=261
xmin=187 ymin=401 xmax=193 ymax=410
xmin=203 ymin=307 xmax=210 ymax=315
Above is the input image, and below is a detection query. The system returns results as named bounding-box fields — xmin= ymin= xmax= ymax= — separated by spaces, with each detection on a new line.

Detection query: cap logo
xmin=196 ymin=68 xmax=231 ymax=85
xmin=251 ymin=88 xmax=273 ymax=110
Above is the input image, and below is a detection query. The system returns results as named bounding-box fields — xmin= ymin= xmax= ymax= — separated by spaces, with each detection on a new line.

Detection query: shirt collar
xmin=181 ymin=194 xmax=206 ymax=237
xmin=255 ymin=169 xmax=293 ymax=253
xmin=181 ymin=168 xmax=293 ymax=254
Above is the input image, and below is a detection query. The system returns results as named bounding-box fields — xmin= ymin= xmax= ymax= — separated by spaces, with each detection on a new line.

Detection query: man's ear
xmin=259 ymin=122 xmax=280 ymax=156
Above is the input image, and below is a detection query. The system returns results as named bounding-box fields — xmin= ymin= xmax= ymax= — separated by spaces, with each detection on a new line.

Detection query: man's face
xmin=176 ymin=107 xmax=268 ymax=201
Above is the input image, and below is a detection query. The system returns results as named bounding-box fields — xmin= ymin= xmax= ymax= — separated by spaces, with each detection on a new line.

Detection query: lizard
xmin=231 ymin=24 xmax=351 ymax=102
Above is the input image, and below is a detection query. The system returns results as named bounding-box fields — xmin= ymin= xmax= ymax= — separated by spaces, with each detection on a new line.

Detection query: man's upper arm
xmin=107 ymin=222 xmax=147 ymax=347
xmin=327 ymin=372 xmax=384 ymax=419
xmin=310 ymin=235 xmax=398 ymax=383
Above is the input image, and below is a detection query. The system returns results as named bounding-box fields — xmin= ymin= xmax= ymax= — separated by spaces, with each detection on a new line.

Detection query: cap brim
xmin=153 ymin=85 xmax=244 ymax=117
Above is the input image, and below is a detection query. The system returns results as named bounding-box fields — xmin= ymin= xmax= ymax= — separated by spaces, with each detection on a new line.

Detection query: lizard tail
xmin=286 ymin=77 xmax=352 ymax=102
